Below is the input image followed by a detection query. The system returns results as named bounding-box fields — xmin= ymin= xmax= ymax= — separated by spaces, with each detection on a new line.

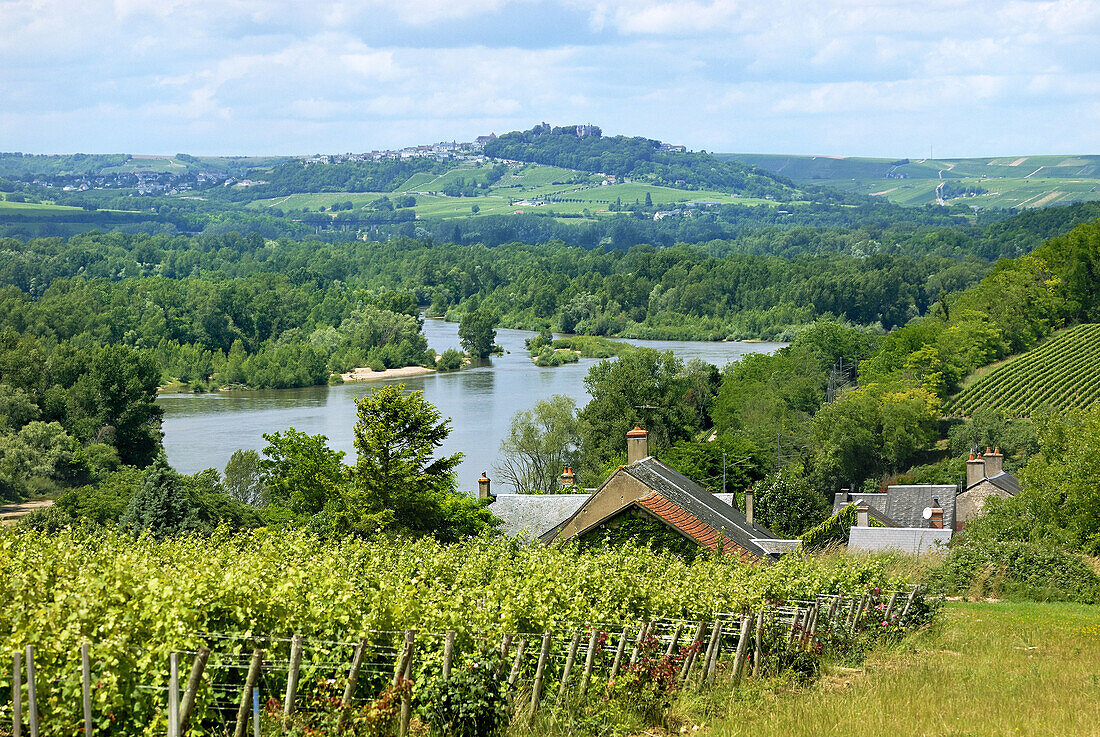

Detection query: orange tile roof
xmin=635 ymin=491 xmax=758 ymax=562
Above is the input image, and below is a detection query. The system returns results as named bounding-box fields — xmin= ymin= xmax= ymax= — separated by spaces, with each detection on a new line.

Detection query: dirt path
xmin=0 ymin=499 xmax=53 ymax=526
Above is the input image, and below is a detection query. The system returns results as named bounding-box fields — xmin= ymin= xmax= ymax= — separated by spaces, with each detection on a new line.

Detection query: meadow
xmin=709 ymin=600 xmax=1100 ymax=737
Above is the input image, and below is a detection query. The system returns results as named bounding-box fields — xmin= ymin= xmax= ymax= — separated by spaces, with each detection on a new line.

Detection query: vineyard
xmin=948 ymin=323 xmax=1100 ymax=417
xmin=0 ymin=528 xmax=922 ymax=735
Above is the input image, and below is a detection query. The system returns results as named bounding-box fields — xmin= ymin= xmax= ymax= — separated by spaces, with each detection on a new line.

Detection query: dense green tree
xmin=120 ymin=454 xmax=190 ymax=538
xmin=223 ymin=449 xmax=265 ymax=506
xmin=578 ymin=349 xmax=705 ymax=477
xmin=74 ymin=345 xmax=163 ymax=467
xmin=752 ymin=465 xmax=831 ymax=537
xmin=495 ymin=395 xmax=581 ymax=493
xmin=458 ymin=307 xmax=500 ymax=358
xmin=348 ymin=383 xmax=497 ymax=540
xmin=259 ymin=428 xmax=347 ymax=518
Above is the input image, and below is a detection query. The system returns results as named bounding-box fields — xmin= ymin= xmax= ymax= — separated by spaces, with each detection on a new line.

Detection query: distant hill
xmin=485 ymin=125 xmax=796 ymax=199
xmin=725 ymin=153 xmax=1100 ymax=210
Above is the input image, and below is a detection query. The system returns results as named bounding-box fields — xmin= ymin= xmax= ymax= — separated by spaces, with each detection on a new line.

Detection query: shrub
xmin=932 ymin=536 xmax=1100 ymax=604
xmin=437 ymin=348 xmax=464 ymax=372
xmin=417 ymin=652 xmax=509 ymax=737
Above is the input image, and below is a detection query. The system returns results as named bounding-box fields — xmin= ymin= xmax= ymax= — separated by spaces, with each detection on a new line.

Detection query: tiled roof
xmin=621 ymin=458 xmax=789 ymax=560
xmin=634 ymin=491 xmax=758 ymax=562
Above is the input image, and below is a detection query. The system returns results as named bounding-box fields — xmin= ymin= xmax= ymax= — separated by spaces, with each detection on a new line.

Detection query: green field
xmin=949 ymin=323 xmax=1100 ymax=417
xmin=729 ymin=153 xmax=1100 ymax=209
xmin=711 ymin=601 xmax=1100 ymax=737
xmin=248 ymin=161 xmax=773 ymax=221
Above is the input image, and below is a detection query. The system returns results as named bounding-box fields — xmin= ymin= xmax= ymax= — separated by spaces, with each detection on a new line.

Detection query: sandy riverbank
xmin=339 ymin=365 xmax=436 ymax=382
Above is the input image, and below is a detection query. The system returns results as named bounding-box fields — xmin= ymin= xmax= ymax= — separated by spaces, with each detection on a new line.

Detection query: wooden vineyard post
xmin=335 ymin=638 xmax=369 ymax=731
xmin=579 ymin=628 xmax=600 ymax=695
xmin=81 ymin=643 xmax=92 ymax=737
xmin=884 ymin=592 xmax=898 ymax=623
xmin=751 ymin=611 xmax=764 ymax=678
xmin=393 ymin=631 xmax=414 ymax=688
xmin=900 ymin=585 xmax=920 ymax=621
xmin=12 ymin=650 xmax=21 ymax=737
xmin=507 ymin=639 xmax=527 ymax=689
xmin=664 ymin=622 xmax=684 ymax=657
xmin=826 ymin=596 xmax=840 ymax=630
xmin=729 ymin=616 xmax=752 ymax=689
xmin=788 ymin=608 xmax=800 ymax=643
xmin=168 ymin=653 xmax=180 ymax=737
xmin=851 ymin=593 xmax=869 ymax=634
xmin=679 ymin=621 xmax=707 ymax=682
xmin=399 ymin=640 xmax=414 ymax=737
xmin=629 ymin=622 xmax=649 ymax=666
xmin=180 ymin=647 xmax=210 ymax=735
xmin=608 ymin=627 xmax=629 ymax=682
xmin=283 ymin=635 xmax=303 ymax=727
xmin=442 ymin=630 xmax=456 ymax=680
xmin=496 ymin=633 xmax=513 ymax=677
xmin=528 ymin=632 xmax=552 ymax=722
xmin=25 ymin=645 xmax=37 ymax=737
xmin=557 ymin=632 xmax=582 ymax=704
xmin=703 ymin=620 xmax=723 ymax=685
xmin=233 ymin=650 xmax=263 ymax=737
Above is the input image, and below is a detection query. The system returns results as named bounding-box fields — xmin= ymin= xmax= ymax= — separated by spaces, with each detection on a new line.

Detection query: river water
xmin=160 ymin=320 xmax=784 ymax=490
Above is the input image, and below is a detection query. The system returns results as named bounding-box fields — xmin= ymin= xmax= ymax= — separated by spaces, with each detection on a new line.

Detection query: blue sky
xmin=2 ymin=0 xmax=1097 ymax=157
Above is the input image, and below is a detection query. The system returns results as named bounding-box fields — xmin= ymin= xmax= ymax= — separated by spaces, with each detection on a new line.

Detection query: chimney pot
xmin=626 ymin=426 xmax=650 ymax=464
xmin=478 ymin=472 xmax=493 ymax=501
xmin=856 ymin=504 xmax=869 ymax=528
xmin=966 ymin=449 xmax=986 ymax=488
xmin=744 ymin=487 xmax=754 ymax=527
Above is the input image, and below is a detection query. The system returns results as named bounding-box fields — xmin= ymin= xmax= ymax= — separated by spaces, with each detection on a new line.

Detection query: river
xmin=159 ymin=320 xmax=784 ymax=490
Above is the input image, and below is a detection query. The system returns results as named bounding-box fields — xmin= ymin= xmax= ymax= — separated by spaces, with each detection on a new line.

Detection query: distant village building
xmin=957 ymin=448 xmax=1021 ymax=529
xmin=834 ymin=445 xmax=1022 ymax=552
xmin=481 ymin=427 xmax=798 ymax=562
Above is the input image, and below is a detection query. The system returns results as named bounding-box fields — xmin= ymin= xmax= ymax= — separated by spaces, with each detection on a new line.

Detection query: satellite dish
xmin=922 ymin=507 xmax=933 ymax=520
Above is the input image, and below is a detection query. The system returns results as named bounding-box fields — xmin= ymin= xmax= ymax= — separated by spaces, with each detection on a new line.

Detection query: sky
xmin=2 ymin=0 xmax=1098 ymax=157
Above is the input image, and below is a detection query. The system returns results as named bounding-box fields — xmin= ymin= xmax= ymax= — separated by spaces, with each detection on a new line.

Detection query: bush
xmin=932 ymin=536 xmax=1100 ymax=604
xmin=417 ymin=652 xmax=509 ymax=737
xmin=436 ymin=348 xmax=464 ymax=372
xmin=607 ymin=633 xmax=697 ymax=725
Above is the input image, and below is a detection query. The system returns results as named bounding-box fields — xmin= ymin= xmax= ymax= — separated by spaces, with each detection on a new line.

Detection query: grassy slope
xmin=246 ymin=160 xmax=775 ymax=220
xmin=730 ymin=153 xmax=1100 ymax=209
xmin=713 ymin=601 xmax=1100 ymax=737
xmin=949 ymin=323 xmax=1100 ymax=417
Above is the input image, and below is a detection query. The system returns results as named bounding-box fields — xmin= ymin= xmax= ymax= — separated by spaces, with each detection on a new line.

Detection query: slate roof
xmin=882 ymin=485 xmax=957 ymax=529
xmin=967 ymin=471 xmax=1022 ymax=496
xmin=848 ymin=526 xmax=952 ymax=554
xmin=489 ymin=493 xmax=589 ymax=538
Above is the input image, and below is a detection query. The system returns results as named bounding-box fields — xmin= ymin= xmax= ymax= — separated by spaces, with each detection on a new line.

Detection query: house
xmin=956 ymin=448 xmax=1021 ymax=530
xmin=832 ymin=484 xmax=957 ymax=529
xmin=482 ymin=428 xmax=799 ymax=562
xmin=846 ymin=496 xmax=952 ymax=554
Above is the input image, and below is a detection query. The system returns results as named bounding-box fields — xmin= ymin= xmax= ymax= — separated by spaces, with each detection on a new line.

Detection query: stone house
xmin=956 ymin=448 xmax=1021 ymax=530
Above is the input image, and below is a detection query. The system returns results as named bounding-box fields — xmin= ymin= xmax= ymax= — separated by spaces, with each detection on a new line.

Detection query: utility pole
xmin=722 ymin=452 xmax=727 ymax=494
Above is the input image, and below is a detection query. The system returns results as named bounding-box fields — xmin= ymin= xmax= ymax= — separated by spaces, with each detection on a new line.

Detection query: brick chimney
xmin=930 ymin=496 xmax=944 ymax=529
xmin=478 ymin=472 xmax=494 ymax=501
xmin=744 ymin=487 xmax=754 ymax=527
xmin=966 ymin=450 xmax=986 ymax=488
xmin=626 ymin=426 xmax=649 ymax=464
xmin=856 ymin=504 xmax=869 ymax=527
xmin=984 ymin=447 xmax=1004 ymax=476
xmin=560 ymin=466 xmax=576 ymax=488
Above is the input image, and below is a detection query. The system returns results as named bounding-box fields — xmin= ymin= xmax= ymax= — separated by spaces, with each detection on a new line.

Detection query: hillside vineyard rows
xmin=949 ymin=323 xmax=1100 ymax=417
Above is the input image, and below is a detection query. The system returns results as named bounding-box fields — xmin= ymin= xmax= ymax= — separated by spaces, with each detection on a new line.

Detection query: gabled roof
xmin=966 ymin=471 xmax=1021 ymax=496
xmin=552 ymin=457 xmax=796 ymax=561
